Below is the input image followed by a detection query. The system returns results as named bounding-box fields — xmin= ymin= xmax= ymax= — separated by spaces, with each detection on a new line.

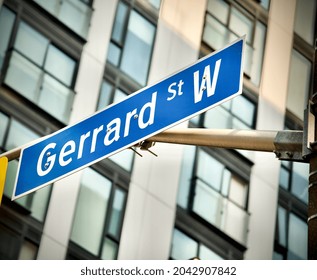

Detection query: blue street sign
xmin=13 ymin=37 xmax=245 ymax=200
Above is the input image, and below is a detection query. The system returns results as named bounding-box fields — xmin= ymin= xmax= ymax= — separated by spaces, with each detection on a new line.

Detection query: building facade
xmin=0 ymin=0 xmax=315 ymax=260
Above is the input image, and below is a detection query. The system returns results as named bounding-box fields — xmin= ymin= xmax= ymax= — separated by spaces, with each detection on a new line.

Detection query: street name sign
xmin=13 ymin=37 xmax=245 ymax=200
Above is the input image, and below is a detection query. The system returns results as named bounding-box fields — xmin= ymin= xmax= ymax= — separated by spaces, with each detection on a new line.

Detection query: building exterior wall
xmin=245 ymin=0 xmax=297 ymax=259
xmin=0 ymin=0 xmax=312 ymax=260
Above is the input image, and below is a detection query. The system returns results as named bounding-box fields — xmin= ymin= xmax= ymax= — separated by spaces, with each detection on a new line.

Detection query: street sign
xmin=12 ymin=37 xmax=245 ymax=200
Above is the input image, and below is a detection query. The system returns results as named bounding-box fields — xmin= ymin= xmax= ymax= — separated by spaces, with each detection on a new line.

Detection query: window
xmin=0 ymin=6 xmax=15 ymax=71
xmin=0 ymin=13 xmax=78 ymax=124
xmin=170 ymin=228 xmax=223 ymax=260
xmin=177 ymin=146 xmax=250 ymax=246
xmin=202 ymin=0 xmax=266 ymax=86
xmin=33 ymin=0 xmax=93 ymax=38
xmin=69 ymin=167 xmax=127 ymax=259
xmin=279 ymin=161 xmax=309 ymax=204
xmin=294 ymin=0 xmax=316 ymax=45
xmin=0 ymin=111 xmax=51 ymax=222
xmin=274 ymin=206 xmax=307 ymax=260
xmin=193 ymin=94 xmax=256 ymax=129
xmin=107 ymin=0 xmax=156 ymax=86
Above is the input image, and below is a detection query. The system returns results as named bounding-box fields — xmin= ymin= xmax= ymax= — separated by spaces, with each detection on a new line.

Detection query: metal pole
xmin=148 ymin=128 xmax=303 ymax=158
xmin=308 ymin=146 xmax=317 ymax=260
xmin=148 ymin=128 xmax=277 ymax=151
xmin=1 ymin=128 xmax=303 ymax=160
xmin=0 ymin=146 xmax=22 ymax=161
xmin=307 ymin=39 xmax=317 ymax=259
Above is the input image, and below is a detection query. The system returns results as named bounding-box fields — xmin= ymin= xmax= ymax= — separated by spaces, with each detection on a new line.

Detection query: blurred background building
xmin=0 ymin=0 xmax=315 ymax=260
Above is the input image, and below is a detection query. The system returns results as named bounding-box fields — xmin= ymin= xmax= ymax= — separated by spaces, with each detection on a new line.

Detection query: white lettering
xmin=91 ymin=125 xmax=104 ymax=153
xmin=167 ymin=82 xmax=177 ymax=101
xmin=104 ymin=118 xmax=121 ymax=146
xmin=124 ymin=109 xmax=137 ymax=137
xmin=138 ymin=92 xmax=157 ymax=129
xmin=37 ymin=143 xmax=56 ymax=176
xmin=193 ymin=59 xmax=221 ymax=103
xmin=77 ymin=131 xmax=91 ymax=159
xmin=59 ymin=140 xmax=76 ymax=166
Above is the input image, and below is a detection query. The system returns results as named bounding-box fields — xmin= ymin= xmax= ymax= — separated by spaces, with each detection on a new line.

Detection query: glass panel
xmin=291 ymin=162 xmax=308 ymax=203
xmin=4 ymin=119 xmax=39 ymax=151
xmin=193 ymin=179 xmax=222 ymax=225
xmin=107 ymin=42 xmax=121 ymax=66
xmin=294 ymin=0 xmax=316 ymax=45
xmin=28 ymin=184 xmax=51 ymax=222
xmin=70 ymin=168 xmax=112 ymax=255
xmin=38 ymin=74 xmax=74 ymax=123
xmin=44 ymin=45 xmax=76 ymax=86
xmin=203 ymin=14 xmax=232 ymax=51
xmin=101 ymin=238 xmax=118 ymax=260
xmin=4 ymin=159 xmax=50 ymax=221
xmin=177 ymin=146 xmax=196 ymax=208
xmin=282 ymin=159 xmax=291 ymax=168
xmin=231 ymin=96 xmax=254 ymax=127
xmin=197 ymin=150 xmax=224 ymax=191
xmin=204 ymin=2 xmax=265 ymax=87
xmin=5 ymin=51 xmax=42 ymax=102
xmin=34 ymin=0 xmax=92 ymax=38
xmin=0 ymin=112 xmax=9 ymax=146
xmin=288 ymin=213 xmax=307 ymax=259
xmin=260 ymin=0 xmax=270 ymax=10
xmin=108 ymin=188 xmax=126 ymax=238
xmin=59 ymin=0 xmax=92 ymax=38
xmin=228 ymin=175 xmax=247 ymax=208
xmin=232 ymin=118 xmax=249 ymax=130
xmin=97 ymin=81 xmax=113 ymax=111
xmin=14 ymin=22 xmax=49 ymax=65
xmin=204 ymin=105 xmax=231 ymax=129
xmin=34 ymin=0 xmax=60 ymax=15
xmin=199 ymin=244 xmax=223 ymax=260
xmin=221 ymin=169 xmax=230 ymax=197
xmin=171 ymin=229 xmax=198 ymax=260
xmin=279 ymin=166 xmax=290 ymax=190
xmin=229 ymin=8 xmax=253 ymax=43
xmin=273 ymin=251 xmax=283 ymax=260
xmin=112 ymin=2 xmax=128 ymax=44
xmin=121 ymin=11 xmax=155 ymax=85
xmin=109 ymin=149 xmax=134 ymax=171
xmin=221 ymin=198 xmax=249 ymax=245
xmin=0 ymin=6 xmax=15 ymax=70
xmin=113 ymin=88 xmax=127 ymax=103
xmin=194 ymin=178 xmax=249 ymax=245
xmin=277 ymin=206 xmax=287 ymax=247
xmin=287 ymin=50 xmax=311 ymax=120
xmin=207 ymin=0 xmax=229 ymax=24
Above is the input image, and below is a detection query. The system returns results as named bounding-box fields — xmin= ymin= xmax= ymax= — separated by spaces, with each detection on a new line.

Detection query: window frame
xmin=0 ymin=1 xmax=82 ymax=125
xmin=67 ymin=165 xmax=128 ymax=260
xmin=105 ymin=0 xmax=157 ymax=87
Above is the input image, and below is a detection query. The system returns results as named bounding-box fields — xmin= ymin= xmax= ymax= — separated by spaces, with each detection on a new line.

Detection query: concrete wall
xmin=245 ymin=0 xmax=296 ymax=259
